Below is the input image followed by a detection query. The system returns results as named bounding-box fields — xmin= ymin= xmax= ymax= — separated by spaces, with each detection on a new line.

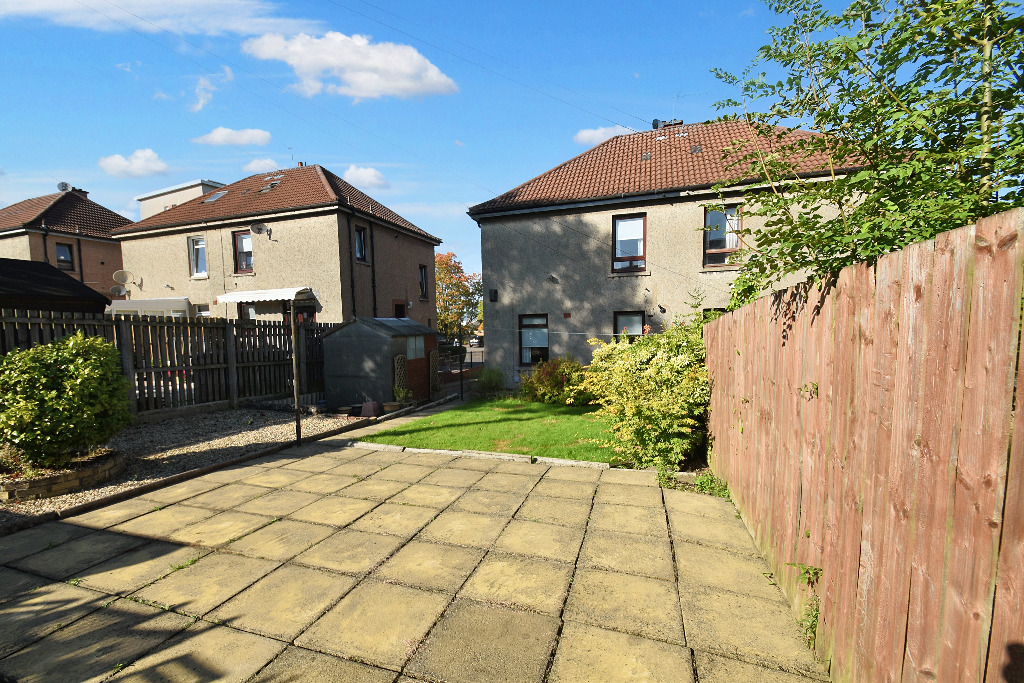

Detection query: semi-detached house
xmin=468 ymin=119 xmax=838 ymax=383
xmin=114 ymin=164 xmax=442 ymax=326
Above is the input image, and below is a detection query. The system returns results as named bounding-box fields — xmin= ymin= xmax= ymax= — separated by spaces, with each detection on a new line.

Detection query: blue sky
xmin=0 ymin=0 xmax=791 ymax=273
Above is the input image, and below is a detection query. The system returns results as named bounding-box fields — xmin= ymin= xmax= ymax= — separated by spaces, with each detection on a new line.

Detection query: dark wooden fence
xmin=0 ymin=310 xmax=335 ymax=415
xmin=703 ymin=208 xmax=1024 ymax=682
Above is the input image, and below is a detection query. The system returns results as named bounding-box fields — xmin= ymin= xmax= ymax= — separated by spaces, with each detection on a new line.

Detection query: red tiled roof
xmin=468 ymin=120 xmax=842 ymax=215
xmin=116 ymin=164 xmax=440 ymax=243
xmin=0 ymin=191 xmax=130 ymax=238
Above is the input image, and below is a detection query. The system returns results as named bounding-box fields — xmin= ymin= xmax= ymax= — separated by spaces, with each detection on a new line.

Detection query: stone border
xmin=351 ymin=443 xmax=610 ymax=469
xmin=0 ymin=452 xmax=126 ymax=502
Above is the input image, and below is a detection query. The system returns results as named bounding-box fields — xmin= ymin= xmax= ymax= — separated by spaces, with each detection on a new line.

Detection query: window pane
xmin=615 ymin=313 xmax=644 ymax=335
xmin=614 ymin=217 xmax=644 ymax=258
xmin=235 ymin=232 xmax=253 ymax=270
xmin=521 ymin=315 xmax=546 ymax=326
xmin=521 ymin=327 xmax=548 ymax=347
xmin=706 ymin=207 xmax=739 ymax=251
xmin=191 ymin=238 xmax=207 ymax=275
xmin=55 ymin=244 xmax=73 ymax=268
xmin=355 ymin=230 xmax=367 ymax=260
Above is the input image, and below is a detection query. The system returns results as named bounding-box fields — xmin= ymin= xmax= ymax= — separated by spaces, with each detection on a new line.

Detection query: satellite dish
xmin=110 ymin=285 xmax=127 ymax=297
xmin=112 ymin=270 xmax=132 ymax=284
xmin=251 ymin=223 xmax=266 ymax=235
xmin=57 ymin=181 xmax=70 ymax=192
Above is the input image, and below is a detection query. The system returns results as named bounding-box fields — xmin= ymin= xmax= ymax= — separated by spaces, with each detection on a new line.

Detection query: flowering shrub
xmin=584 ymin=312 xmax=710 ymax=477
xmin=519 ymin=355 xmax=594 ymax=406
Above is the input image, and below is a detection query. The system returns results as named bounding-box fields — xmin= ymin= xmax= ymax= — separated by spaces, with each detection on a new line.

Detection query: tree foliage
xmin=434 ymin=251 xmax=482 ymax=342
xmin=714 ymin=0 xmax=1024 ymax=303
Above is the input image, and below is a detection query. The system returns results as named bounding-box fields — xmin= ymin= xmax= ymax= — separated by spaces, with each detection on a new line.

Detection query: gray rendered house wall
xmin=323 ymin=324 xmax=393 ymax=409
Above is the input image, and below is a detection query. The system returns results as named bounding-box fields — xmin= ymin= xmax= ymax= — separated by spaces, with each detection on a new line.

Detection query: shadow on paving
xmin=0 ymin=439 xmax=828 ymax=683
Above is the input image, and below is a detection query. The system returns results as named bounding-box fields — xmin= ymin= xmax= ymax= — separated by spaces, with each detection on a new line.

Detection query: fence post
xmin=225 ymin=321 xmax=239 ymax=408
xmin=298 ymin=324 xmax=308 ymax=395
xmin=116 ymin=318 xmax=138 ymax=414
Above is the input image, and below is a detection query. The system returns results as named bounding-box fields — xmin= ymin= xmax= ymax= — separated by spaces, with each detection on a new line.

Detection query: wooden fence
xmin=703 ymin=208 xmax=1024 ymax=682
xmin=0 ymin=310 xmax=335 ymax=415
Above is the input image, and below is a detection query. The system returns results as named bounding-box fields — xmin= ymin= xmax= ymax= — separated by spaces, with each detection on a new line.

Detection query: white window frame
xmin=188 ymin=236 xmax=207 ymax=278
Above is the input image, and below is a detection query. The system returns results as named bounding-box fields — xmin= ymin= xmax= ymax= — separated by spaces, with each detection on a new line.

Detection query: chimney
xmin=298 ymin=161 xmax=305 ymax=167
xmin=652 ymin=119 xmax=663 ymax=130
xmin=70 ymin=187 xmax=89 ymax=199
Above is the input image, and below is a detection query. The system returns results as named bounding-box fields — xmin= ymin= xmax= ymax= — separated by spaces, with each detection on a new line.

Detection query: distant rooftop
xmin=134 ymin=179 xmax=225 ymax=202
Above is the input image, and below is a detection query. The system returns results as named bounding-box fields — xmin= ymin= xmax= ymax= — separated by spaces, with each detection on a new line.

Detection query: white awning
xmin=215 ymin=287 xmax=314 ymax=304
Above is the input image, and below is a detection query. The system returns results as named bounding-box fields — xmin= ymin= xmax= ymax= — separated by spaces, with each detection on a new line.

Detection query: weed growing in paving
xmin=169 ymin=557 xmax=199 ymax=571
xmin=798 ymin=595 xmax=821 ymax=649
xmin=692 ymin=472 xmax=729 ymax=498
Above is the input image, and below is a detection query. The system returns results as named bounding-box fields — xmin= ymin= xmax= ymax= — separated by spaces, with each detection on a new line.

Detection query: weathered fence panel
xmin=0 ymin=310 xmax=334 ymax=415
xmin=704 ymin=208 xmax=1024 ymax=682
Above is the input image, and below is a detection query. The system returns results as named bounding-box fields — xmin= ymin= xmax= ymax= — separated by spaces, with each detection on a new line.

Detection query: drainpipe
xmin=41 ymin=220 xmax=50 ymax=264
xmin=369 ymin=222 xmax=378 ymax=318
xmin=344 ymin=213 xmax=357 ymax=318
xmin=75 ymin=227 xmax=85 ymax=282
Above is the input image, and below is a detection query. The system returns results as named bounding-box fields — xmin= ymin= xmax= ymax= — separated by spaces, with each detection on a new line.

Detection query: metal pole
xmin=291 ymin=302 xmax=302 ymax=445
xmin=459 ymin=345 xmax=464 ymax=400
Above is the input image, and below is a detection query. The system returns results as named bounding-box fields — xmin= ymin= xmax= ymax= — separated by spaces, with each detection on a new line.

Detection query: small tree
xmin=435 ymin=251 xmax=482 ymax=343
xmin=713 ymin=0 xmax=1024 ymax=303
xmin=0 ymin=333 xmax=132 ymax=468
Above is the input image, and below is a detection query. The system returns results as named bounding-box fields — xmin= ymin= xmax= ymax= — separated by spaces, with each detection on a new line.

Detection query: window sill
xmin=701 ymin=265 xmax=741 ymax=273
xmin=191 ymin=275 xmax=209 ymax=281
xmin=232 ymin=272 xmax=256 ymax=277
xmin=419 ymin=296 xmax=429 ymax=301
xmin=356 ymin=260 xmax=371 ymax=267
xmin=608 ymin=271 xmax=651 ymax=278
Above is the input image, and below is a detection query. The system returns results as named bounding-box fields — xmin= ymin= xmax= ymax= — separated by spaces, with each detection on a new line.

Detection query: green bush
xmin=584 ymin=312 xmax=710 ymax=478
xmin=476 ymin=367 xmax=507 ymax=396
xmin=519 ymin=355 xmax=594 ymax=406
xmin=0 ymin=333 xmax=132 ymax=468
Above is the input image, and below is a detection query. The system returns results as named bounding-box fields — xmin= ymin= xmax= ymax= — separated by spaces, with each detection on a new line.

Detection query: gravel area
xmin=0 ymin=408 xmax=360 ymax=533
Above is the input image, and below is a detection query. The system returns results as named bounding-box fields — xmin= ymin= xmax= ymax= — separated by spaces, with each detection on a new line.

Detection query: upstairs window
xmin=614 ymin=311 xmax=645 ymax=339
xmin=419 ymin=264 xmax=429 ymax=299
xmin=234 ymin=230 xmax=253 ymax=273
xmin=355 ymin=227 xmax=368 ymax=262
xmin=704 ymin=206 xmax=741 ymax=266
xmin=55 ymin=243 xmax=74 ymax=270
xmin=612 ymin=215 xmax=646 ymax=272
xmin=188 ymin=236 xmax=207 ymax=277
xmin=519 ymin=314 xmax=549 ymax=365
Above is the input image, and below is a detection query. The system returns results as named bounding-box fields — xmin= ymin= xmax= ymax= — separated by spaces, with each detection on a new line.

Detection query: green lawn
xmin=368 ymin=398 xmax=613 ymax=462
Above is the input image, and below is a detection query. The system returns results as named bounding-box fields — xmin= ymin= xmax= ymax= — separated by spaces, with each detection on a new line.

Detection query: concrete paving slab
xmin=296 ymin=580 xmax=450 ymax=670
xmin=495 ymin=519 xmax=584 ymax=563
xmin=138 ymin=478 xmax=224 ymax=505
xmin=252 ymin=646 xmax=398 ymax=683
xmin=389 ymin=483 xmax=464 ymax=508
xmin=401 ymin=452 xmax=458 ymax=467
xmin=0 ymin=521 xmax=92 ymax=564
xmin=244 ymin=453 xmax=303 ymax=468
xmin=419 ymin=510 xmax=509 ymax=548
xmin=668 ymin=510 xmax=759 ymax=557
xmin=675 ymin=540 xmax=787 ymax=603
xmin=240 ymin=468 xmax=313 ymax=489
xmin=693 ymin=650 xmax=823 ymax=682
xmin=167 ymin=510 xmax=272 ymax=547
xmin=64 ymin=498 xmax=158 ymax=530
xmin=288 ymin=495 xmax=378 ymax=526
xmin=134 ymin=552 xmax=278 ymax=616
xmin=0 ymin=567 xmax=45 ymax=605
xmin=227 ymin=520 xmax=335 ymax=561
xmin=281 ymin=455 xmax=344 ymax=473
xmin=475 ymin=472 xmax=538 ymax=494
xmin=594 ymin=483 xmax=664 ymax=508
xmin=293 ymin=529 xmax=405 ymax=575
xmin=373 ymin=541 xmax=485 ymax=592
xmin=445 ymin=456 xmax=500 ymax=472
xmin=339 ymin=478 xmax=410 ymax=501
xmin=356 ymin=451 xmax=410 ymax=467
xmin=406 ymin=599 xmax=559 ymax=683
xmin=370 ymin=463 xmax=436 ymax=483
xmin=0 ymin=582 xmax=106 ymax=658
xmin=327 ymin=460 xmax=383 ymax=478
xmin=532 ymin=479 xmax=597 ymax=501
xmin=15 ymin=530 xmax=148 ymax=581
xmin=110 ymin=504 xmax=215 ymax=540
xmin=285 ymin=472 xmax=360 ymax=494
xmin=543 ymin=466 xmax=602 ymax=483
xmin=600 ymin=468 xmax=660 ymax=487
xmin=679 ymin=587 xmax=822 ymax=677
xmin=515 ymin=494 xmax=591 ymax=528
xmin=589 ymin=503 xmax=669 ymax=538
xmin=208 ymin=565 xmax=355 ymax=641
xmin=450 ymin=489 xmax=525 ymax=516
xmin=0 ymin=597 xmax=191 ymax=683
xmin=493 ymin=461 xmax=548 ymax=476
xmin=234 ymin=489 xmax=322 ymax=517
xmin=348 ymin=503 xmax=438 ymax=538
xmin=663 ymin=488 xmax=738 ymax=522
xmin=578 ymin=529 xmax=675 ymax=581
xmin=460 ymin=552 xmax=572 ymax=616
xmin=419 ymin=467 xmax=486 ymax=488
xmin=565 ymin=568 xmax=684 ymax=644
xmin=77 ymin=542 xmax=209 ymax=595
xmin=315 ymin=446 xmax=377 ymax=460
xmin=109 ymin=619 xmax=285 ymax=682
xmin=549 ymin=621 xmax=694 ymax=683
xmin=196 ymin=467 xmax=265 ymax=484
xmin=185 ymin=483 xmax=269 ymax=510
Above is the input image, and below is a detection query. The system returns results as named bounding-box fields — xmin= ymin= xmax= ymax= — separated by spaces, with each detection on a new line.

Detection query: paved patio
xmin=0 ymin=424 xmax=826 ymax=682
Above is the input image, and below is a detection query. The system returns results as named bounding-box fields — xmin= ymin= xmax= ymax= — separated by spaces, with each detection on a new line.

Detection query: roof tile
xmin=0 ymin=192 xmax=130 ymax=238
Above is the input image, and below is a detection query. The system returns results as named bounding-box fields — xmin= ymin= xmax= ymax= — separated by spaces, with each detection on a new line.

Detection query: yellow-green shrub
xmin=519 ymin=355 xmax=594 ymax=405
xmin=0 ymin=333 xmax=132 ymax=467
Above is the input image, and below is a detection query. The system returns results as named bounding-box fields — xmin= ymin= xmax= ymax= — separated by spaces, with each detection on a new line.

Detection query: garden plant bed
xmin=368 ymin=397 xmax=612 ymax=462
xmin=0 ymin=450 xmax=125 ymax=501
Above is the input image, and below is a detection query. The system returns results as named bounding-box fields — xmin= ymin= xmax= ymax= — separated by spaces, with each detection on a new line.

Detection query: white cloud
xmin=342 ymin=165 xmax=389 ymax=189
xmin=573 ymin=125 xmax=631 ymax=146
xmin=153 ymin=90 xmax=171 ymax=100
xmin=242 ymin=158 xmax=278 ymax=173
xmin=454 ymin=139 xmax=465 ymax=147
xmin=98 ymin=149 xmax=169 ymax=178
xmin=0 ymin=0 xmax=319 ymax=36
xmin=115 ymin=62 xmax=132 ymax=72
xmin=190 ymin=76 xmax=215 ymax=112
xmin=193 ymin=127 xmax=271 ymax=146
xmin=0 ymin=166 xmax=5 ymax=176
xmin=242 ymin=31 xmax=457 ymax=100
